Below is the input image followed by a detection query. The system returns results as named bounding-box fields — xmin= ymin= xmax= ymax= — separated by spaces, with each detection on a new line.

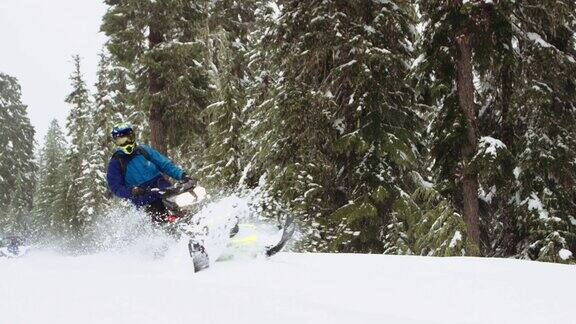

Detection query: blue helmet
xmin=111 ymin=122 xmax=134 ymax=139
xmin=111 ymin=122 xmax=136 ymax=154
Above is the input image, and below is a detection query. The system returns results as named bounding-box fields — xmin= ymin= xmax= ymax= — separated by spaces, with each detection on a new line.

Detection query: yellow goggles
xmin=114 ymin=135 xmax=134 ymax=146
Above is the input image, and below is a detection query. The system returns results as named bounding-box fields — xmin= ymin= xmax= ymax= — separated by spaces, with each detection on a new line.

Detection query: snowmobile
xmin=150 ymin=180 xmax=295 ymax=272
xmin=0 ymin=236 xmax=30 ymax=258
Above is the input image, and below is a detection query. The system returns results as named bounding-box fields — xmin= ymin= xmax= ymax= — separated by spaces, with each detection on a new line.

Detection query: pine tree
xmin=0 ymin=72 xmax=36 ymax=237
xmin=34 ymin=119 xmax=68 ymax=241
xmin=62 ymin=55 xmax=93 ymax=247
xmin=510 ymin=0 xmax=576 ymax=262
xmin=77 ymin=132 xmax=108 ymax=233
xmin=248 ymin=0 xmax=422 ymax=253
xmin=385 ymin=172 xmax=469 ymax=256
xmin=415 ymin=0 xmax=489 ymax=254
xmin=416 ymin=0 xmax=576 ymax=260
xmin=86 ymin=49 xmax=136 ymax=227
xmin=93 ymin=49 xmax=135 ymax=157
xmin=101 ymin=0 xmax=212 ymax=156
xmin=201 ymin=0 xmax=258 ymax=188
xmin=240 ymin=0 xmax=281 ymax=190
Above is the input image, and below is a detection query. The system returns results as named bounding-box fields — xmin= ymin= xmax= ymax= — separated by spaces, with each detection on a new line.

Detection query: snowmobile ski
xmin=189 ymin=240 xmax=210 ymax=272
xmin=265 ymin=214 xmax=296 ymax=257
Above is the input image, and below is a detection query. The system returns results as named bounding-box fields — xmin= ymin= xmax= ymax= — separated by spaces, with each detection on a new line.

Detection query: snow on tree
xmin=416 ymin=0 xmax=576 ymax=260
xmin=509 ymin=0 xmax=576 ymax=262
xmin=240 ymin=0 xmax=281 ymax=189
xmin=101 ymin=0 xmax=212 ymax=156
xmin=385 ymin=174 xmax=468 ymax=256
xmin=247 ymin=0 xmax=423 ymax=253
xmin=61 ymin=55 xmax=93 ymax=248
xmin=33 ymin=119 xmax=68 ymax=241
xmin=0 ymin=72 xmax=36 ymax=237
xmin=86 ymin=50 xmax=136 ymax=228
xmin=93 ymin=49 xmax=136 ymax=154
xmin=77 ymin=129 xmax=109 ymax=235
xmin=415 ymin=0 xmax=492 ymax=255
xmin=200 ymin=0 xmax=258 ymax=188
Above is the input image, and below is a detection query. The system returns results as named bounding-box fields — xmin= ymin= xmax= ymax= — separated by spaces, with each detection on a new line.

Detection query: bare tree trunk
xmin=455 ymin=33 xmax=481 ymax=253
xmin=148 ymin=10 xmax=167 ymax=155
xmin=499 ymin=53 xmax=516 ymax=256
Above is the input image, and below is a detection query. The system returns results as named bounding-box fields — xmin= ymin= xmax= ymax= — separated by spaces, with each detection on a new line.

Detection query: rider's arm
xmin=107 ymin=159 xmax=131 ymax=199
xmin=107 ymin=159 xmax=155 ymax=206
xmin=140 ymin=145 xmax=184 ymax=180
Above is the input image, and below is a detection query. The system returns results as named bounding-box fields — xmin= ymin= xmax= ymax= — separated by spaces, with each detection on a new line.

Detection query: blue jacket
xmin=106 ymin=144 xmax=184 ymax=206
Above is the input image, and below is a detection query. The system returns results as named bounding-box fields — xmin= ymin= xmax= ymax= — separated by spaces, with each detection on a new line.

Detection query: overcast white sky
xmin=0 ymin=0 xmax=107 ymax=144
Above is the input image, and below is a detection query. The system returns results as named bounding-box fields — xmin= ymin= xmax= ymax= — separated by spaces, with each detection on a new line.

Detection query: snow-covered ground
xmin=1 ymin=249 xmax=574 ymax=324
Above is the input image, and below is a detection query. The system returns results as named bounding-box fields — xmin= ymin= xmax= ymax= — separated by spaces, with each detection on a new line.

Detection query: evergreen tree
xmin=77 ymin=131 xmax=108 ymax=231
xmin=250 ymin=0 xmax=422 ymax=253
xmin=34 ymin=119 xmax=68 ymax=241
xmin=416 ymin=0 xmax=576 ymax=260
xmin=201 ymin=0 xmax=258 ymax=188
xmin=93 ymin=49 xmax=135 ymax=158
xmin=87 ymin=49 xmax=136 ymax=227
xmin=101 ymin=0 xmax=211 ymax=156
xmin=62 ymin=55 xmax=93 ymax=246
xmin=510 ymin=0 xmax=576 ymax=262
xmin=239 ymin=0 xmax=280 ymax=187
xmin=385 ymin=173 xmax=469 ymax=256
xmin=0 ymin=72 xmax=36 ymax=237
xmin=415 ymin=0 xmax=489 ymax=254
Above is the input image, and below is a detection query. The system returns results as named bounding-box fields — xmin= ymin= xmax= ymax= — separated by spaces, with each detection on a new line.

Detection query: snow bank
xmin=1 ymin=252 xmax=574 ymax=324
xmin=2 ymin=192 xmax=572 ymax=324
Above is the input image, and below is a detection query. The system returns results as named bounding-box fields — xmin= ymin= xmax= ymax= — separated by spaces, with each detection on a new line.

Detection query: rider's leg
xmin=145 ymin=199 xmax=168 ymax=223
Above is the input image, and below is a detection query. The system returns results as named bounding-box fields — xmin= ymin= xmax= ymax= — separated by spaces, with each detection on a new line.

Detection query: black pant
xmin=145 ymin=199 xmax=168 ymax=224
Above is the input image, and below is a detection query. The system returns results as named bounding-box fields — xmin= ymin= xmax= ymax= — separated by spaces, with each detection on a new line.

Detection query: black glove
xmin=131 ymin=186 xmax=147 ymax=197
xmin=181 ymin=172 xmax=197 ymax=188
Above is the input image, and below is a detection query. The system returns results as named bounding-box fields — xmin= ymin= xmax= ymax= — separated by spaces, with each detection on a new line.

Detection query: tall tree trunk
xmin=455 ymin=33 xmax=481 ymax=253
xmin=500 ymin=51 xmax=516 ymax=256
xmin=148 ymin=11 xmax=167 ymax=155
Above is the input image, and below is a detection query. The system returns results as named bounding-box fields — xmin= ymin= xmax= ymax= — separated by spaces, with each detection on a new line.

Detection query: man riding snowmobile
xmin=106 ymin=122 xmax=293 ymax=271
xmin=106 ymin=122 xmax=194 ymax=223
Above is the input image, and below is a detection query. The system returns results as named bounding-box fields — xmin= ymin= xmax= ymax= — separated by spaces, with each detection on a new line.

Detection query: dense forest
xmin=1 ymin=0 xmax=575 ymax=263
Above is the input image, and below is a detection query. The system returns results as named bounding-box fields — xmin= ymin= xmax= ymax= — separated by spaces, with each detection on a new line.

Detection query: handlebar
xmin=149 ymin=179 xmax=197 ymax=198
